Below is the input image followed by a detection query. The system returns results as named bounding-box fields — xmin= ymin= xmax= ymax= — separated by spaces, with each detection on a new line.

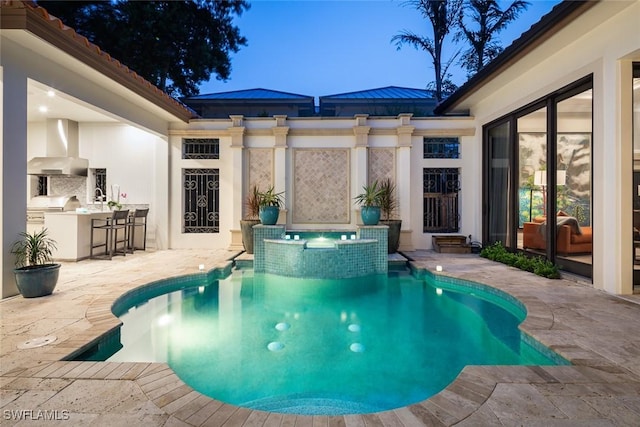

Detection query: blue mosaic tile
xmin=253 ymin=225 xmax=388 ymax=279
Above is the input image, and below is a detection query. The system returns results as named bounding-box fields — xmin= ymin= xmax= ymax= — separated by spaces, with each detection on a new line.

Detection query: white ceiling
xmin=27 ymin=79 xmax=118 ymax=123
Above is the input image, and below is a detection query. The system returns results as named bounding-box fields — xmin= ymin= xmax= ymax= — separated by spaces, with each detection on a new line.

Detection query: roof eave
xmin=434 ymin=0 xmax=595 ymax=115
xmin=1 ymin=1 xmax=195 ymax=122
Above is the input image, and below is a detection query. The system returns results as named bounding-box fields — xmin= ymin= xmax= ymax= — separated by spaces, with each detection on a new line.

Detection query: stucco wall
xmin=170 ymin=115 xmax=476 ymax=252
xmin=450 ymin=1 xmax=640 ymax=295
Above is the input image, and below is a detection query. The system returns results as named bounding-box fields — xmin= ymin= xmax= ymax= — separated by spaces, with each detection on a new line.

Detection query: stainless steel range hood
xmin=27 ymin=119 xmax=88 ymax=176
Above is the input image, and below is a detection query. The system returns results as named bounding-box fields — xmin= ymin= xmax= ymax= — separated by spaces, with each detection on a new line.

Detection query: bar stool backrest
xmin=111 ymin=209 xmax=129 ymax=225
xmin=133 ymin=208 xmax=149 ymax=219
xmin=112 ymin=209 xmax=130 ymax=223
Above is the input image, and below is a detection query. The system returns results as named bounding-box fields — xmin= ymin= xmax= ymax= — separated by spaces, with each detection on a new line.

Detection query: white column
xmin=272 ymin=116 xmax=289 ymax=225
xmin=154 ymin=135 xmax=169 ymax=249
xmin=353 ymin=115 xmax=370 ymax=224
xmin=228 ymin=116 xmax=245 ymax=250
xmin=2 ymin=64 xmax=28 ymax=298
xmin=396 ymin=114 xmax=414 ymax=251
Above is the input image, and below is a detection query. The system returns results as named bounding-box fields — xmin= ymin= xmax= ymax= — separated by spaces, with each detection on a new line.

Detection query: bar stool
xmin=90 ymin=209 xmax=130 ymax=259
xmin=127 ymin=208 xmax=149 ymax=253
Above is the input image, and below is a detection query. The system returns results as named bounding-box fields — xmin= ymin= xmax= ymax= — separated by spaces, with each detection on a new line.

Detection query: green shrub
xmin=479 ymin=242 xmax=560 ymax=279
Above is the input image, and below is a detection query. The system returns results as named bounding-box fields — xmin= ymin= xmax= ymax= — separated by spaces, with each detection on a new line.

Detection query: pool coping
xmin=2 ymin=249 xmax=640 ymax=426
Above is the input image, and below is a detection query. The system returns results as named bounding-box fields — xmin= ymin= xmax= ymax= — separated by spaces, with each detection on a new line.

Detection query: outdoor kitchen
xmin=26 ymin=119 xmax=151 ymax=261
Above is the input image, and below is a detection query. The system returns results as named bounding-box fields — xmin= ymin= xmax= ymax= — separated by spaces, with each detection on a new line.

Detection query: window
xmin=94 ymin=168 xmax=107 ymax=202
xmin=423 ymin=168 xmax=460 ymax=232
xmin=182 ymin=138 xmax=219 ymax=159
xmin=37 ymin=176 xmax=48 ymax=196
xmin=423 ymin=137 xmax=460 ymax=159
xmin=183 ymin=168 xmax=219 ymax=233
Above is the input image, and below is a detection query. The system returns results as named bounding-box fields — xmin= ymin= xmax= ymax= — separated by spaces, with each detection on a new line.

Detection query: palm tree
xmin=456 ymin=0 xmax=530 ymax=76
xmin=392 ymin=0 xmax=463 ymax=102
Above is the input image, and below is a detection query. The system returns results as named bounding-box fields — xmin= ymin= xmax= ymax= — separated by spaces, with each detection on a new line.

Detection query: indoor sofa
xmin=523 ymin=215 xmax=592 ymax=255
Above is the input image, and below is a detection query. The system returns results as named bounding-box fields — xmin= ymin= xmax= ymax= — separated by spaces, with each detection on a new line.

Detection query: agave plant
xmin=353 ymin=180 xmax=383 ymax=207
xmin=258 ymin=186 xmax=284 ymax=208
xmin=10 ymin=228 xmax=57 ymax=268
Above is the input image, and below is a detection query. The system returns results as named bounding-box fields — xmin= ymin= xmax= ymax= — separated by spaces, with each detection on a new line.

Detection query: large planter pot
xmin=381 ymin=219 xmax=402 ymax=253
xmin=259 ymin=206 xmax=280 ymax=225
xmin=240 ymin=219 xmax=261 ymax=254
xmin=360 ymin=206 xmax=381 ymax=225
xmin=13 ymin=263 xmax=60 ymax=298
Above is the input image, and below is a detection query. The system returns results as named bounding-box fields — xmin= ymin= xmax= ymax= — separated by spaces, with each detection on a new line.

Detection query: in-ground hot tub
xmin=253 ymin=225 xmax=388 ymax=279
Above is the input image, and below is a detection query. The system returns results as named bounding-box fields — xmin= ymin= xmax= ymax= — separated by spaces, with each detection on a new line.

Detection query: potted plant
xmin=258 ymin=185 xmax=284 ymax=225
xmin=378 ymin=177 xmax=402 ymax=253
xmin=354 ymin=180 xmax=383 ymax=225
xmin=107 ymin=200 xmax=122 ymax=211
xmin=240 ymin=185 xmax=261 ymax=254
xmin=10 ymin=228 xmax=60 ymax=298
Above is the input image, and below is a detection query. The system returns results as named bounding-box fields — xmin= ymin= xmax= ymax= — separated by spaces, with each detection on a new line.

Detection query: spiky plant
xmin=354 ymin=180 xmax=383 ymax=207
xmin=245 ymin=184 xmax=261 ymax=219
xmin=11 ymin=228 xmax=57 ymax=268
xmin=378 ymin=178 xmax=398 ymax=221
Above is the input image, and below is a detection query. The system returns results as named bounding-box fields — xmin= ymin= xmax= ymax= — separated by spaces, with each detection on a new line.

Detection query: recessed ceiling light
xmin=46 ymin=90 xmax=55 ymax=97
xmin=38 ymin=106 xmax=48 ymax=113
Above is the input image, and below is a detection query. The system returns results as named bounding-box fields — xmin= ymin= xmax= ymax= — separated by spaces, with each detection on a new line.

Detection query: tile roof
xmin=1 ymin=0 xmax=195 ymax=122
xmin=186 ymin=88 xmax=314 ymax=101
xmin=321 ymin=86 xmax=435 ymax=100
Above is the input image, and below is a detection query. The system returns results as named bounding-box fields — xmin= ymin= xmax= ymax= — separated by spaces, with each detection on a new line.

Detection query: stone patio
xmin=1 ymin=249 xmax=640 ymax=426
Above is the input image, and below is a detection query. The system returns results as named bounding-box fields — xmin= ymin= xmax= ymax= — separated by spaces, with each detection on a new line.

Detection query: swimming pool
xmin=102 ymin=267 xmax=568 ymax=415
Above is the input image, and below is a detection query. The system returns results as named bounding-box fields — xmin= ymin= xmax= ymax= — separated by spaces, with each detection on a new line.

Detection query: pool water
xmin=107 ymin=268 xmax=566 ymax=415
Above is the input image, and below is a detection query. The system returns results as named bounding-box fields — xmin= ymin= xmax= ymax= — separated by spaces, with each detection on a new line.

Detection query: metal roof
xmin=185 ymin=88 xmax=313 ymax=101
xmin=321 ymin=86 xmax=435 ymax=100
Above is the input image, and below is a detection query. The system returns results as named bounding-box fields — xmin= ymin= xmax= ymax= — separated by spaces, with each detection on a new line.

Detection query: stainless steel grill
xmin=27 ymin=195 xmax=81 ymax=224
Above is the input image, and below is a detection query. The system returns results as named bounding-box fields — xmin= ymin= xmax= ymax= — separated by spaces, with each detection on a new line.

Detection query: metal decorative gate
xmin=423 ymin=168 xmax=460 ymax=232
xmin=183 ymin=168 xmax=219 ymax=233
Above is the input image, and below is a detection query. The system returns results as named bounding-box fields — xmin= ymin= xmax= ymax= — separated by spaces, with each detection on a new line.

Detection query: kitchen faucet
xmin=95 ymin=188 xmax=105 ymax=211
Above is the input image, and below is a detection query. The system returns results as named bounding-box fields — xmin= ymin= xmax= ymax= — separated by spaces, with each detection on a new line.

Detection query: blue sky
xmin=198 ymin=0 xmax=561 ymax=97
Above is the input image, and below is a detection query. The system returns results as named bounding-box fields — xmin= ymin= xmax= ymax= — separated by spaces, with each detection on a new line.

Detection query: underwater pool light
xmin=268 ymin=342 xmax=284 ymax=351
xmin=350 ymin=343 xmax=365 ymax=353
xmin=275 ymin=322 xmax=290 ymax=331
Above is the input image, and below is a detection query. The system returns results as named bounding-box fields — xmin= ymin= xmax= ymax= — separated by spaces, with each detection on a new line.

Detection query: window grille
xmin=182 ymin=138 xmax=220 ymax=159
xmin=37 ymin=176 xmax=48 ymax=196
xmin=94 ymin=168 xmax=107 ymax=201
xmin=183 ymin=168 xmax=219 ymax=233
xmin=423 ymin=168 xmax=460 ymax=232
xmin=423 ymin=137 xmax=460 ymax=159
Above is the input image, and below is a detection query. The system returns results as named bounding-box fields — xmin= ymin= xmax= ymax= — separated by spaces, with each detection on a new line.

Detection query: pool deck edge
xmin=2 ymin=249 xmax=640 ymax=426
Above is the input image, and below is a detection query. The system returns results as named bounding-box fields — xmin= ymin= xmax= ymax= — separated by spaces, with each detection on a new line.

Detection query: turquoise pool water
xmin=106 ymin=268 xmax=567 ymax=415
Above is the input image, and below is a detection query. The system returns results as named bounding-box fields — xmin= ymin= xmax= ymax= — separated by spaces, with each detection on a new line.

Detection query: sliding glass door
xmin=483 ymin=76 xmax=593 ymax=278
xmin=555 ymin=88 xmax=592 ymax=273
xmin=516 ymin=106 xmax=547 ymax=253
xmin=485 ymin=121 xmax=512 ymax=245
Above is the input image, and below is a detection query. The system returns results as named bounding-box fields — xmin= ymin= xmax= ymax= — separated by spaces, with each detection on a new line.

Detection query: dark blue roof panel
xmin=321 ymin=86 xmax=435 ymax=100
xmin=186 ymin=88 xmax=313 ymax=101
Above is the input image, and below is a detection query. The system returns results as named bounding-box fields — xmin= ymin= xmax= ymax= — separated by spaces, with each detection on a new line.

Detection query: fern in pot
xmin=10 ymin=228 xmax=60 ymax=298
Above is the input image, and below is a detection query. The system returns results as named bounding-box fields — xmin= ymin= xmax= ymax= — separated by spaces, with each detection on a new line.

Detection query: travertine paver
xmin=1 ymin=249 xmax=640 ymax=426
